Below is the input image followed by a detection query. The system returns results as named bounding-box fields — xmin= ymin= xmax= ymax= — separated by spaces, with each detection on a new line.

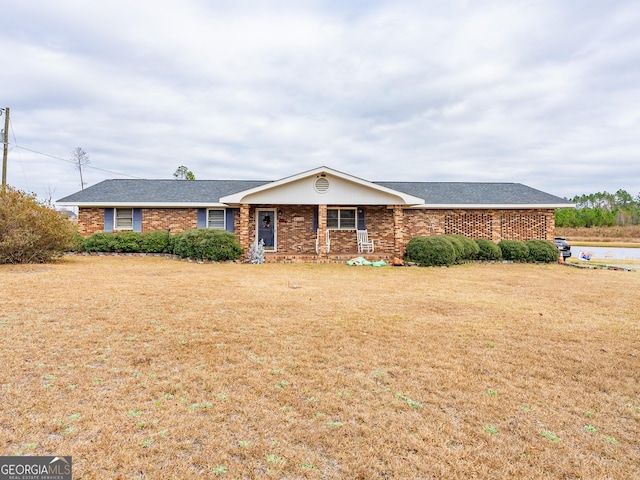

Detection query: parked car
xmin=554 ymin=237 xmax=571 ymax=259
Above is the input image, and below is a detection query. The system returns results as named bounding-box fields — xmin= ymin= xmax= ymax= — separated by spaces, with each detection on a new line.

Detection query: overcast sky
xmin=3 ymin=0 xmax=640 ymax=203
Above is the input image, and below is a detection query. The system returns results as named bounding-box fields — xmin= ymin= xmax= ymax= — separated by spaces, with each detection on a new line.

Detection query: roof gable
xmin=220 ymin=166 xmax=424 ymax=205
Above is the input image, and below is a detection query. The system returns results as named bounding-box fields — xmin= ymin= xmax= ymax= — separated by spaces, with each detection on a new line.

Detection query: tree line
xmin=556 ymin=189 xmax=640 ymax=227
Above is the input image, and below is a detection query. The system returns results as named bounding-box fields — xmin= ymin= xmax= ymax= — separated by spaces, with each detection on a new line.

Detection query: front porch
xmin=237 ymin=204 xmax=403 ymax=261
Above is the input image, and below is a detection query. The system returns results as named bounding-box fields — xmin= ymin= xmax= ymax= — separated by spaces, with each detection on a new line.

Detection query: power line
xmin=13 ymin=144 xmax=145 ymax=179
xmin=9 ymin=116 xmax=31 ymax=192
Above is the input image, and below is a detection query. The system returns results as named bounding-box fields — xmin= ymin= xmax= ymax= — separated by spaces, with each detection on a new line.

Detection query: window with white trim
xmin=327 ymin=208 xmax=356 ymax=230
xmin=207 ymin=209 xmax=225 ymax=229
xmin=114 ymin=208 xmax=133 ymax=229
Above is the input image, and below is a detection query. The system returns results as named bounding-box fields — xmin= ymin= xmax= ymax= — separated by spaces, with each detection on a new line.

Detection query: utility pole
xmin=1 ymin=107 xmax=8 ymax=193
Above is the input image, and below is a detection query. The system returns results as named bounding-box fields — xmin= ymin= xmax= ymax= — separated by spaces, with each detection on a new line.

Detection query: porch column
xmin=393 ymin=205 xmax=404 ymax=258
xmin=239 ymin=204 xmax=250 ymax=255
xmin=318 ymin=204 xmax=328 ymax=256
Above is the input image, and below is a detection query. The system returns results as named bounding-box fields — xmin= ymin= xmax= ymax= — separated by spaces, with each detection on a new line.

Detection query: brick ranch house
xmin=57 ymin=166 xmax=574 ymax=262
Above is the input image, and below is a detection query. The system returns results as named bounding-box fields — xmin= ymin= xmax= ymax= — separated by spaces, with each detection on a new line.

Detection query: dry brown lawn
xmin=557 ymin=225 xmax=640 ymax=244
xmin=1 ymin=256 xmax=639 ymax=479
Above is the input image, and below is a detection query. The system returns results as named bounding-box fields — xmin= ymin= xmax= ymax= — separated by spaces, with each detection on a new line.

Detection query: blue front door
xmin=257 ymin=209 xmax=276 ymax=251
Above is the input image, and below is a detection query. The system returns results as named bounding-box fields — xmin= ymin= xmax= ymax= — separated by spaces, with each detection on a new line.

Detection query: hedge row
xmin=78 ymin=231 xmax=557 ymax=265
xmin=405 ymin=236 xmax=558 ymax=266
xmin=78 ymin=229 xmax=243 ymax=261
xmin=498 ymin=239 xmax=559 ymax=263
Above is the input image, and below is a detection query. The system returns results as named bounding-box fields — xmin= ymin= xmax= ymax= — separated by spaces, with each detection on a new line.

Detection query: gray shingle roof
xmin=376 ymin=182 xmax=570 ymax=205
xmin=57 ymin=179 xmax=270 ymax=203
xmin=57 ymin=178 xmax=571 ymax=206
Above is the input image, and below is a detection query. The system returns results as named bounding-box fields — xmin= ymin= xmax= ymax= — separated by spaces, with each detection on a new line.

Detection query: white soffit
xmin=220 ymin=166 xmax=424 ymax=205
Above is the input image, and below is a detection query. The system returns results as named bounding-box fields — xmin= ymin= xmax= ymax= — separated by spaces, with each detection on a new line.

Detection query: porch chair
xmin=315 ymin=230 xmax=331 ymax=254
xmin=357 ymin=230 xmax=374 ymax=253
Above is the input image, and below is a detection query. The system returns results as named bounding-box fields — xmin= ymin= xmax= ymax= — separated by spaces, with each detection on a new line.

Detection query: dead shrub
xmin=0 ymin=187 xmax=78 ymax=263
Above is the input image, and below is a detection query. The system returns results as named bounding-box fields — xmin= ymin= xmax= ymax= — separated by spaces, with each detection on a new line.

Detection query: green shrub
xmin=113 ymin=231 xmax=143 ymax=253
xmin=446 ymin=234 xmax=480 ymax=260
xmin=166 ymin=233 xmax=177 ymax=255
xmin=82 ymin=232 xmax=116 ymax=252
xmin=172 ymin=229 xmax=243 ymax=261
xmin=498 ymin=240 xmax=529 ymax=262
xmin=442 ymin=235 xmax=464 ymax=262
xmin=69 ymin=233 xmax=85 ymax=252
xmin=0 ymin=187 xmax=79 ymax=263
xmin=405 ymin=236 xmax=456 ymax=266
xmin=171 ymin=229 xmax=199 ymax=258
xmin=141 ymin=230 xmax=170 ymax=253
xmin=474 ymin=239 xmax=503 ymax=261
xmin=526 ymin=239 xmax=559 ymax=263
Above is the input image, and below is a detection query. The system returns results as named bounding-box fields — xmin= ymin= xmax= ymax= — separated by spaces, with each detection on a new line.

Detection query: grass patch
xmin=541 ymin=429 xmax=560 ymax=442
xmin=483 ymin=425 xmax=498 ymax=435
xmin=212 ymin=465 xmax=227 ymax=475
xmin=1 ymin=256 xmax=639 ymax=478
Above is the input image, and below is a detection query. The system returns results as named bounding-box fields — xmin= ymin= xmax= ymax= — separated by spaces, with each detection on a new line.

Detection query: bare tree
xmin=71 ymin=147 xmax=90 ymax=190
xmin=44 ymin=183 xmax=57 ymax=205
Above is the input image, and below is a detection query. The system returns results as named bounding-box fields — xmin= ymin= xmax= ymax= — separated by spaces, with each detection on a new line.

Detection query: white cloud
xmin=2 ymin=0 xmax=640 ymax=201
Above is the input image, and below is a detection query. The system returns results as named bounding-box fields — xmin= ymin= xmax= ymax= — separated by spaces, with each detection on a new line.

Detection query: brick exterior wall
xmin=78 ymin=206 xmax=556 ymax=260
xmin=272 ymin=206 xmax=318 ymax=254
xmin=78 ymin=207 xmax=200 ymax=236
xmin=240 ymin=206 xmax=320 ymax=254
xmin=238 ymin=204 xmax=250 ymax=253
xmin=359 ymin=206 xmax=395 ymax=254
xmin=141 ymin=208 xmax=199 ymax=234
xmin=77 ymin=208 xmax=104 ymax=236
xmin=241 ymin=206 xmax=555 ymax=257
xmin=403 ymin=208 xmax=555 ymax=244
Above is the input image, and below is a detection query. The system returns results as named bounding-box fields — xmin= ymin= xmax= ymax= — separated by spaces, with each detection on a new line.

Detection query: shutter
xmin=197 ymin=208 xmax=206 ymax=228
xmin=104 ymin=208 xmax=114 ymax=232
xmin=313 ymin=206 xmax=318 ymax=232
xmin=357 ymin=208 xmax=366 ymax=230
xmin=133 ymin=209 xmax=142 ymax=233
xmin=225 ymin=209 xmax=236 ymax=232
